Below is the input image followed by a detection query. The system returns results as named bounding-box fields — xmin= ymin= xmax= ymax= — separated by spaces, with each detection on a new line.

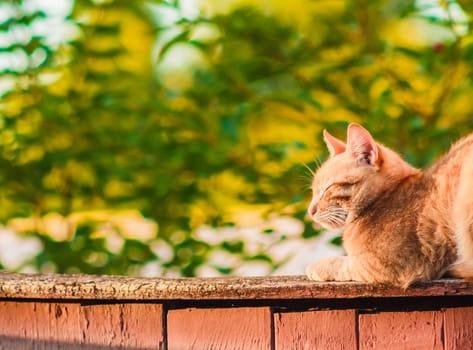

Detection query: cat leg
xmin=447 ymin=261 xmax=473 ymax=280
xmin=305 ymin=255 xmax=409 ymax=285
xmin=453 ymin=160 xmax=473 ymax=264
xmin=306 ymin=256 xmax=366 ymax=282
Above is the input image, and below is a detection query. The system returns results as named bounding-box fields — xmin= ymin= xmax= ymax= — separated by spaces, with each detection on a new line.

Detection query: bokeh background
xmin=0 ymin=0 xmax=472 ymax=277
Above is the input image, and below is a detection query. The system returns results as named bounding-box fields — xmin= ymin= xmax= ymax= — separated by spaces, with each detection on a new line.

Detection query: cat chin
xmin=316 ymin=221 xmax=346 ymax=230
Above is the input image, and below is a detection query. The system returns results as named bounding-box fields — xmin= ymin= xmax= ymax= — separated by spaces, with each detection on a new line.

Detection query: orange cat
xmin=306 ymin=123 xmax=473 ymax=288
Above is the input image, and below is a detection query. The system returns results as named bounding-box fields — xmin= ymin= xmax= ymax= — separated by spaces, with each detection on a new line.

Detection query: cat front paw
xmin=306 ymin=259 xmax=336 ymax=281
xmin=306 ymin=263 xmax=324 ymax=281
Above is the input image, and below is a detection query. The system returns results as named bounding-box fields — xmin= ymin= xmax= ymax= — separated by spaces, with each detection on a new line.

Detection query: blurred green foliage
xmin=0 ymin=0 xmax=472 ymax=276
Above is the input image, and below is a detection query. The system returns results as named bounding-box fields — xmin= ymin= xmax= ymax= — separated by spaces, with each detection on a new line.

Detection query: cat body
xmin=306 ymin=123 xmax=473 ymax=288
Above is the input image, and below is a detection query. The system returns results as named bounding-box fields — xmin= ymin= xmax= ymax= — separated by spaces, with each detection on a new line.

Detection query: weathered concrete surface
xmin=0 ymin=272 xmax=471 ymax=300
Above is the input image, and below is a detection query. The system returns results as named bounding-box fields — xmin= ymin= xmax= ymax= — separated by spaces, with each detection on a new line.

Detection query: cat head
xmin=308 ymin=123 xmax=418 ymax=229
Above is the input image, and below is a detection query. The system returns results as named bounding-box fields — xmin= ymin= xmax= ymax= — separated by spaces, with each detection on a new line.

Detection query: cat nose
xmin=308 ymin=201 xmax=317 ymax=217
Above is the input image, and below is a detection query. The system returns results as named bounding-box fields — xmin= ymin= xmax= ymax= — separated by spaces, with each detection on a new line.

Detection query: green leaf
xmin=329 ymin=236 xmax=342 ymax=247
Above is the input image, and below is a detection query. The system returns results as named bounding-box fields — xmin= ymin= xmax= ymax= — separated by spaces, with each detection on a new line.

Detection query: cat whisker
xmin=314 ymin=157 xmax=323 ymax=170
xmin=327 ymin=210 xmax=348 ymax=223
xmin=301 ymin=172 xmax=315 ymax=189
xmin=302 ymin=163 xmax=315 ymax=176
xmin=329 ymin=217 xmax=346 ymax=226
xmin=328 ymin=208 xmax=347 ymax=216
xmin=314 ymin=208 xmax=348 ymax=228
xmin=302 ymin=181 xmax=313 ymax=192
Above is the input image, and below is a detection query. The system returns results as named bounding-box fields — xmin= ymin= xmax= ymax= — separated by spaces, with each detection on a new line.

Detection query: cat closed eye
xmin=325 ymin=183 xmax=354 ymax=199
xmin=327 ymin=182 xmax=355 ymax=191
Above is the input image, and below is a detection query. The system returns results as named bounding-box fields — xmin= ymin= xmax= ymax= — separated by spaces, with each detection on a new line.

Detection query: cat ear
xmin=323 ymin=130 xmax=346 ymax=157
xmin=346 ymin=123 xmax=380 ymax=166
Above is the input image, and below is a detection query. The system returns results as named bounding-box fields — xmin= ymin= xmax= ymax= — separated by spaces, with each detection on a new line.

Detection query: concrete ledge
xmin=0 ymin=272 xmax=472 ymax=300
